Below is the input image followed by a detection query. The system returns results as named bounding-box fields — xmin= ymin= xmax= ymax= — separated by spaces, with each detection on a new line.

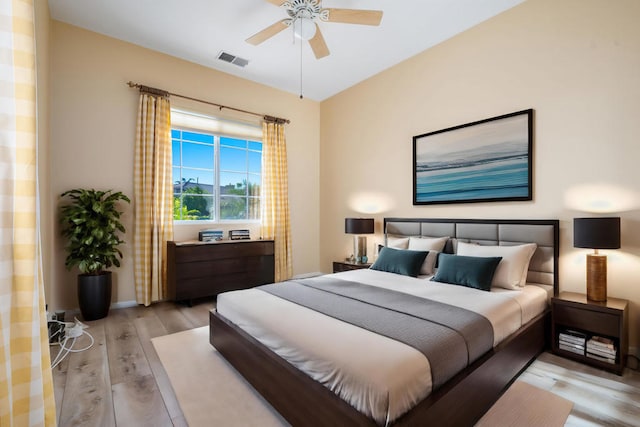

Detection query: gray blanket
xmin=259 ymin=276 xmax=494 ymax=389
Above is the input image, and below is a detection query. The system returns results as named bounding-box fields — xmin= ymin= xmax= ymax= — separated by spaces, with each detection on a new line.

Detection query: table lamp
xmin=345 ymin=218 xmax=374 ymax=264
xmin=573 ymin=217 xmax=620 ymax=302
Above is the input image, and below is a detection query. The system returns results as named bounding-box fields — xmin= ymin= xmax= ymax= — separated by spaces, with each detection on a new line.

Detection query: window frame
xmin=172 ymin=125 xmax=262 ymax=224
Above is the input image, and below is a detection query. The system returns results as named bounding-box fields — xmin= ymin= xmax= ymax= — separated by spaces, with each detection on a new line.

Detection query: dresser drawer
xmin=553 ymin=304 xmax=619 ymax=337
xmin=174 ymin=241 xmax=274 ymax=263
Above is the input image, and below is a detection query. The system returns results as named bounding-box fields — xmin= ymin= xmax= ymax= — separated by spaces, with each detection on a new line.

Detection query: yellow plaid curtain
xmin=261 ymin=121 xmax=292 ymax=281
xmin=0 ymin=0 xmax=56 ymax=425
xmin=133 ymin=94 xmax=173 ymax=306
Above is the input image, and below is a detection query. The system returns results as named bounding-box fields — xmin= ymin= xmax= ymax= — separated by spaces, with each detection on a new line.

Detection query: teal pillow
xmin=431 ymin=253 xmax=502 ymax=291
xmin=370 ymin=247 xmax=428 ymax=277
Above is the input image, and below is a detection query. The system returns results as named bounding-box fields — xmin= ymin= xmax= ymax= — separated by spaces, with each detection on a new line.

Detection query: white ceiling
xmin=48 ymin=0 xmax=524 ymax=101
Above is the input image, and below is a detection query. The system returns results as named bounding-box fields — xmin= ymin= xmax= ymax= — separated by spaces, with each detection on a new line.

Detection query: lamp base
xmin=586 ymin=253 xmax=607 ymax=302
xmin=353 ymin=235 xmax=367 ymax=264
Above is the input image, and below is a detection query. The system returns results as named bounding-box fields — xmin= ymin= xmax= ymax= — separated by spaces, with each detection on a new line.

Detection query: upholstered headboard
xmin=384 ymin=218 xmax=559 ymax=296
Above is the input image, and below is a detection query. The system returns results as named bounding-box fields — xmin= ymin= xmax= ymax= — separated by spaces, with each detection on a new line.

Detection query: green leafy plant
xmin=59 ymin=189 xmax=131 ymax=275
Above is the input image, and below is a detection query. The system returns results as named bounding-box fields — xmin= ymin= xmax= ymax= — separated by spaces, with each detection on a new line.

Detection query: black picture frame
xmin=413 ymin=109 xmax=533 ymax=205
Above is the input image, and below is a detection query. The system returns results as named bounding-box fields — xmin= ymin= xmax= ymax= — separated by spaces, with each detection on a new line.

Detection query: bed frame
xmin=210 ymin=218 xmax=559 ymax=426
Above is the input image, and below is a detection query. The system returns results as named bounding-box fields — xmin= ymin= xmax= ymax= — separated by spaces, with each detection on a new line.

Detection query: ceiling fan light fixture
xmin=293 ymin=17 xmax=316 ymax=40
xmin=247 ymin=0 xmax=382 ymax=61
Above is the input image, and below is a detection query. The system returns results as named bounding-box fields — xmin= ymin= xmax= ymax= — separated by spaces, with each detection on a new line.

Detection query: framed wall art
xmin=413 ymin=109 xmax=533 ymax=205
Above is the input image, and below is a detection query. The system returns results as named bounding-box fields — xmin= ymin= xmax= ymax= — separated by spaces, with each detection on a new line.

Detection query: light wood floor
xmin=51 ymin=301 xmax=640 ymax=426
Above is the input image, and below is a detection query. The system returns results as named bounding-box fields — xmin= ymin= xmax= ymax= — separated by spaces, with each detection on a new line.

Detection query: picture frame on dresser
xmin=413 ymin=109 xmax=533 ymax=205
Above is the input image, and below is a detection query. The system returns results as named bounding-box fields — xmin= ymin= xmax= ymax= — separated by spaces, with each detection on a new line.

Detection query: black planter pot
xmin=78 ymin=271 xmax=112 ymax=321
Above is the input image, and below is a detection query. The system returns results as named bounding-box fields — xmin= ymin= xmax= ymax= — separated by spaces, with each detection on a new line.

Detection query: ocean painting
xmin=413 ymin=110 xmax=532 ymax=205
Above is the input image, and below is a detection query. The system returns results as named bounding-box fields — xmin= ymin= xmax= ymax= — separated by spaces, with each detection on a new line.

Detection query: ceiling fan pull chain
xmin=299 ymin=33 xmax=304 ymax=99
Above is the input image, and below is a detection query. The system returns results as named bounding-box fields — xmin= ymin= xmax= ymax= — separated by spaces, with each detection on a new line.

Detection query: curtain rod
xmin=126 ymin=81 xmax=290 ymax=125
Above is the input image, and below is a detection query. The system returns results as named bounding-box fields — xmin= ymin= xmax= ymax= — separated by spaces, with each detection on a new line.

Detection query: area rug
xmin=152 ymin=326 xmax=287 ymax=426
xmin=154 ymin=326 xmax=573 ymax=427
xmin=476 ymin=380 xmax=573 ymax=427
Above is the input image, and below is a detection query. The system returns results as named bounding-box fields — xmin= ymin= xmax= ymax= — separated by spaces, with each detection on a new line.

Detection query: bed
xmin=209 ymin=218 xmax=559 ymax=426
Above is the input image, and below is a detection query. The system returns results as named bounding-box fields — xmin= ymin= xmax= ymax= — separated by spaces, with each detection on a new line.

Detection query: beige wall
xmin=320 ymin=0 xmax=640 ymax=350
xmin=48 ymin=22 xmax=321 ymax=310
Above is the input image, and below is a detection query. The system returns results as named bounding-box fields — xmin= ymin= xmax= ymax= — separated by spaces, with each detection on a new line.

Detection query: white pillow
xmin=408 ymin=236 xmax=448 ymax=275
xmin=386 ymin=234 xmax=410 ymax=249
xmin=456 ymin=242 xmax=537 ymax=289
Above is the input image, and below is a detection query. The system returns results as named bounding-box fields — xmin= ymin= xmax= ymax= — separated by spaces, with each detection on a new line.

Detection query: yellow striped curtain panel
xmin=261 ymin=121 xmax=292 ymax=282
xmin=133 ymin=94 xmax=174 ymax=306
xmin=0 ymin=0 xmax=56 ymax=425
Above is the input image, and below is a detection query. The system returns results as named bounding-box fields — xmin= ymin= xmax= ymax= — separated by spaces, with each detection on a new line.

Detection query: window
xmin=171 ymin=110 xmax=262 ymax=222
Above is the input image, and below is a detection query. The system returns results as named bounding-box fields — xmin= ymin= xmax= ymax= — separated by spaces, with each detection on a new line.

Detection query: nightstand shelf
xmin=551 ymin=291 xmax=628 ymax=375
xmin=333 ymin=261 xmax=372 ymax=273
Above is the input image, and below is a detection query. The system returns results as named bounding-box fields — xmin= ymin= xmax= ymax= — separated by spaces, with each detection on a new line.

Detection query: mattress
xmin=216 ymin=269 xmax=548 ymax=425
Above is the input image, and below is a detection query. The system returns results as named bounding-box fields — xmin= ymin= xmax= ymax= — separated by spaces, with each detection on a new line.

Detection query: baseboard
xmin=111 ymin=300 xmax=138 ymax=309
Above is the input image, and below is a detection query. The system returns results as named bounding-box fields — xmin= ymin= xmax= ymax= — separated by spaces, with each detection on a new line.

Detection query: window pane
xmin=181 ymin=194 xmax=214 ymax=220
xmin=248 ymin=151 xmax=261 ymax=174
xmin=220 ymin=196 xmax=247 ymax=220
xmin=220 ymin=172 xmax=247 ymax=195
xmin=173 ymin=195 xmax=182 ymax=220
xmin=182 ymin=142 xmax=214 ymax=169
xmin=182 ymin=131 xmax=213 ymax=144
xmin=181 ymin=168 xmax=214 ymax=189
xmin=220 ymin=137 xmax=247 ymax=149
xmin=220 ymin=146 xmax=247 ymax=172
xmin=172 ymin=140 xmax=180 ymax=166
xmin=248 ymin=174 xmax=261 ymax=197
xmin=172 ymin=167 xmax=182 ymax=194
xmin=170 ymin=113 xmax=261 ymax=222
xmin=248 ymin=197 xmax=260 ymax=221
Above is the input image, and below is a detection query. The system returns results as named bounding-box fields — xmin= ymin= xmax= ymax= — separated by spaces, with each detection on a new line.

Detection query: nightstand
xmin=551 ymin=291 xmax=628 ymax=375
xmin=333 ymin=261 xmax=372 ymax=273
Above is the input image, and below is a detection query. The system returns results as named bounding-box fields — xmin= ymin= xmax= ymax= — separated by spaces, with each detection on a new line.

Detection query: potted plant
xmin=59 ymin=188 xmax=130 ymax=320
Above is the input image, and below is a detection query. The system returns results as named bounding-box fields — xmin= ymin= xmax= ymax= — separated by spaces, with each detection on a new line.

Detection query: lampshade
xmin=574 ymin=216 xmax=620 ymax=302
xmin=573 ymin=217 xmax=621 ymax=249
xmin=345 ymin=218 xmax=374 ymax=235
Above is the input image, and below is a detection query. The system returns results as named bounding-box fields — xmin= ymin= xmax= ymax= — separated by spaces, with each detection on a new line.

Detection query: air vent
xmin=217 ymin=51 xmax=249 ymax=68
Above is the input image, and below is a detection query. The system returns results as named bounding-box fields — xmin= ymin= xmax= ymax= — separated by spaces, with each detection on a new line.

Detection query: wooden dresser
xmin=167 ymin=239 xmax=275 ymax=303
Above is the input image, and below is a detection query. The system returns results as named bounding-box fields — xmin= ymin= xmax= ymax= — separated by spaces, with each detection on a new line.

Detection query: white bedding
xmin=216 ymin=269 xmax=549 ymax=425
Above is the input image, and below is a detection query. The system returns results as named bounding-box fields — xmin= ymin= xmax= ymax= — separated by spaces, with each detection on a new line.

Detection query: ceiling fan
xmin=246 ymin=0 xmax=383 ymax=59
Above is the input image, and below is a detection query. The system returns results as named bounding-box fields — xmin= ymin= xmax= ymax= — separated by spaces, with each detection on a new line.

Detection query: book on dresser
xmin=558 ymin=329 xmax=586 ymax=355
xmin=586 ymin=335 xmax=617 ymax=364
xmin=559 ymin=343 xmax=585 ymax=355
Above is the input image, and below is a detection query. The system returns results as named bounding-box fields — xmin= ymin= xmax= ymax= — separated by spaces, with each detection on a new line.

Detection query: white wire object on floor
xmin=49 ymin=316 xmax=94 ymax=369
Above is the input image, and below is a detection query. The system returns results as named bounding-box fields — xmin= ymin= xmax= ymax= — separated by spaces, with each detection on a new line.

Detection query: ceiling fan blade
xmin=246 ymin=20 xmax=289 ymax=45
xmin=324 ymin=8 xmax=383 ymax=26
xmin=309 ymin=24 xmax=329 ymax=59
